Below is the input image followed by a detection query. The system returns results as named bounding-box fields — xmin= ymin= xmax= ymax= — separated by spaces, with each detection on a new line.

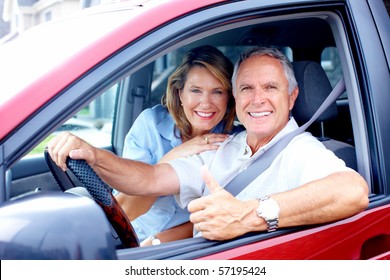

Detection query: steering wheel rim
xmin=44 ymin=150 xmax=139 ymax=248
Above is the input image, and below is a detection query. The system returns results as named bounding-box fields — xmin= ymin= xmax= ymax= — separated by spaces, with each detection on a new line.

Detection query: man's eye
xmin=265 ymin=85 xmax=278 ymax=92
xmin=265 ymin=85 xmax=278 ymax=90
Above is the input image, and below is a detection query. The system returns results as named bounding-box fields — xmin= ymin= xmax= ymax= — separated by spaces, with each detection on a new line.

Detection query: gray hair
xmin=232 ymin=47 xmax=297 ymax=95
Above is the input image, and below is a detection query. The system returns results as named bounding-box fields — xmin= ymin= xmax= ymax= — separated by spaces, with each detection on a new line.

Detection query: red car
xmin=0 ymin=0 xmax=389 ymax=260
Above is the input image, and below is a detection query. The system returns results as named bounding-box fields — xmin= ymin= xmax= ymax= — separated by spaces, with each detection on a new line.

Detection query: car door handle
xmin=360 ymin=234 xmax=390 ymax=260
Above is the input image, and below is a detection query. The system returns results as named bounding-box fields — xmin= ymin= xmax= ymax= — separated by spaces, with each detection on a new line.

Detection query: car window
xmin=321 ymin=47 xmax=342 ymax=87
xmin=28 ymin=85 xmax=117 ymax=156
xmin=149 ymin=45 xmax=293 ymax=108
xmin=26 ymin=41 xmax=334 ymax=160
xmin=321 ymin=47 xmax=346 ymax=99
xmin=36 ymin=45 xmax=293 ymax=158
xmin=385 ymin=0 xmax=390 ymax=16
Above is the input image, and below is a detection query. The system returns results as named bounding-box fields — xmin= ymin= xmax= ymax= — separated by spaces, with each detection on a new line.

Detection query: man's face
xmin=234 ymin=55 xmax=298 ymax=148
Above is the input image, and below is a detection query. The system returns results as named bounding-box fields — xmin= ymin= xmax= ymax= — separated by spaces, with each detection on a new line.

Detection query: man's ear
xmin=289 ymin=87 xmax=299 ymax=110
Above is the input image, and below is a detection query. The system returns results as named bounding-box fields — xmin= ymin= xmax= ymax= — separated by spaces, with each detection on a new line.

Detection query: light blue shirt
xmin=121 ymin=104 xmax=242 ymax=242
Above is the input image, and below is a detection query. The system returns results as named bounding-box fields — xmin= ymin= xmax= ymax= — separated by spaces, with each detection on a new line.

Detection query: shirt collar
xmin=157 ymin=113 xmax=182 ymax=146
xmin=241 ymin=117 xmax=299 ymax=158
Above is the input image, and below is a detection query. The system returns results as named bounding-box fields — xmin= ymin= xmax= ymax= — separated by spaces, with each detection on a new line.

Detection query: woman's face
xmin=179 ymin=65 xmax=230 ymax=137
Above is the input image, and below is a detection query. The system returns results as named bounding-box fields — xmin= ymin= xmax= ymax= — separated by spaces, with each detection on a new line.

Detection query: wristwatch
xmin=256 ymin=196 xmax=280 ymax=232
xmin=149 ymin=235 xmax=161 ymax=245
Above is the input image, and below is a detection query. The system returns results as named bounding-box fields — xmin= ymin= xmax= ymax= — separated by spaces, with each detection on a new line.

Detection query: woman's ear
xmin=178 ymin=89 xmax=183 ymax=104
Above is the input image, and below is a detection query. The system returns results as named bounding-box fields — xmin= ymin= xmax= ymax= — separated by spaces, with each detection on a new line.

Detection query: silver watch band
xmin=267 ymin=219 xmax=279 ymax=232
xmin=257 ymin=196 xmax=279 ymax=232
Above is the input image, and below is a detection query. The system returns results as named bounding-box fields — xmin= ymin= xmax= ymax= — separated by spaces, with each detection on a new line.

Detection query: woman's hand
xmin=159 ymin=133 xmax=229 ymax=163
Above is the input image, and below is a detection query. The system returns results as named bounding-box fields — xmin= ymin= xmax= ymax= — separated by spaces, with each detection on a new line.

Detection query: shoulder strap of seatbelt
xmin=223 ymin=78 xmax=346 ymax=196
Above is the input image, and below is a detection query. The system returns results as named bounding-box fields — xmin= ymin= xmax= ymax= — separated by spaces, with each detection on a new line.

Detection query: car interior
xmin=8 ymin=8 xmax=371 ymax=259
xmin=112 ymin=18 xmax=356 ymax=169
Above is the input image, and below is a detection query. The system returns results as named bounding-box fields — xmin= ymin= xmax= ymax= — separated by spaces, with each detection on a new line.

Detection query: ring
xmin=198 ymin=223 xmax=202 ymax=232
xmin=204 ymin=137 xmax=209 ymax=144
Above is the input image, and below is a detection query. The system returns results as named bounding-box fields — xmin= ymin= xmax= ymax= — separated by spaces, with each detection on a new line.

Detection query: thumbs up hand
xmin=187 ymin=166 xmax=258 ymax=240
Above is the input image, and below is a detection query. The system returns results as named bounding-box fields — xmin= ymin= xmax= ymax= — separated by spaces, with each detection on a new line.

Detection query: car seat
xmin=292 ymin=61 xmax=357 ymax=170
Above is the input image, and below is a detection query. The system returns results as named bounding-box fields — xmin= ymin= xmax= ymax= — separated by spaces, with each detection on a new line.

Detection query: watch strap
xmin=257 ymin=196 xmax=279 ymax=232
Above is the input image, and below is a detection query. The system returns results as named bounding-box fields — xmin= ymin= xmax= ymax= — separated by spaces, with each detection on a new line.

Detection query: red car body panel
xmin=198 ymin=205 xmax=390 ymax=260
xmin=0 ymin=0 xmax=225 ymax=141
xmin=0 ymin=0 xmax=389 ymax=260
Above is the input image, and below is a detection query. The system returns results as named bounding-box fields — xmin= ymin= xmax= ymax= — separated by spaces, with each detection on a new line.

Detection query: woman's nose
xmin=199 ymin=93 xmax=212 ymax=106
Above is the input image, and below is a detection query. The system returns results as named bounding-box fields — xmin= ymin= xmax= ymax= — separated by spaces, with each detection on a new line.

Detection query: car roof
xmin=0 ymin=0 xmax=226 ymax=141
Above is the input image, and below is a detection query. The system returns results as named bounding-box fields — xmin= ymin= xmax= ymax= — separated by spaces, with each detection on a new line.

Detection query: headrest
xmin=292 ymin=61 xmax=338 ymax=124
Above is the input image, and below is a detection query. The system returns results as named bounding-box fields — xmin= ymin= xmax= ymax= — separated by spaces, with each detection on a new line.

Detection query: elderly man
xmin=48 ymin=47 xmax=368 ymax=241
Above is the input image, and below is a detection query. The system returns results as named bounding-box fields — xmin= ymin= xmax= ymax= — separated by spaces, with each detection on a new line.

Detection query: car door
xmin=1 ymin=0 xmax=389 ymax=260
xmin=117 ymin=0 xmax=390 ymax=260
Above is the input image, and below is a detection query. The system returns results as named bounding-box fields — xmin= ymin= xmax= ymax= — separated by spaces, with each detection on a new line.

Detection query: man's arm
xmin=272 ymin=171 xmax=368 ymax=227
xmin=188 ymin=167 xmax=369 ymax=240
xmin=47 ymin=132 xmax=180 ymax=196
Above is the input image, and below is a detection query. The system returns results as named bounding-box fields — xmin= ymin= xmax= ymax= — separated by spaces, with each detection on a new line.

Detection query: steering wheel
xmin=44 ymin=150 xmax=139 ymax=248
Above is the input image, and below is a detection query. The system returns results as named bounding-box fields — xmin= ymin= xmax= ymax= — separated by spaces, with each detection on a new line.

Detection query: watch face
xmin=258 ymin=198 xmax=280 ymax=220
xmin=152 ymin=239 xmax=161 ymax=246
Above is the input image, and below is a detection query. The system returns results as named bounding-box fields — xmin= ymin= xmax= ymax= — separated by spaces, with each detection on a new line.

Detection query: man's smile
xmin=248 ymin=111 xmax=272 ymax=118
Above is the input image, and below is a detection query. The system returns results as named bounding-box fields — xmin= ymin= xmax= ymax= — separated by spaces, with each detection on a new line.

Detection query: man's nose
xmin=251 ymin=89 xmax=266 ymax=104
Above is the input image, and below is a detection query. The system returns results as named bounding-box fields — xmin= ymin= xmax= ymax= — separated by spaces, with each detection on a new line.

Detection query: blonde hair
xmin=163 ymin=45 xmax=235 ymax=140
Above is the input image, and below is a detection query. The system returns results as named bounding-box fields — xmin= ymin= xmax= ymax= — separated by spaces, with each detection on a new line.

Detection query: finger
xmin=55 ymin=136 xmax=76 ymax=171
xmin=196 ymin=222 xmax=209 ymax=233
xmin=188 ymin=195 xmax=206 ymax=216
xmin=205 ymin=133 xmax=229 ymax=138
xmin=196 ymin=222 xmax=201 ymax=232
xmin=189 ymin=207 xmax=206 ymax=224
xmin=46 ymin=133 xmax=62 ymax=163
xmin=194 ymin=143 xmax=220 ymax=154
xmin=69 ymin=148 xmax=94 ymax=162
xmin=201 ymin=165 xmax=223 ymax=194
xmin=51 ymin=132 xmax=82 ymax=171
xmin=188 ymin=166 xmax=223 ymax=214
xmin=48 ymin=133 xmax=67 ymax=170
xmin=202 ymin=134 xmax=229 ymax=144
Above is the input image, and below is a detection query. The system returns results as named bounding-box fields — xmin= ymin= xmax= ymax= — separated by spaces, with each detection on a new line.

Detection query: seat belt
xmin=132 ymin=86 xmax=147 ymax=123
xmin=223 ymin=78 xmax=346 ymax=196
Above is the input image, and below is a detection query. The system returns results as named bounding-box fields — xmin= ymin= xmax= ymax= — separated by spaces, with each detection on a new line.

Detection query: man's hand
xmin=188 ymin=166 xmax=259 ymax=240
xmin=47 ymin=132 xmax=97 ymax=171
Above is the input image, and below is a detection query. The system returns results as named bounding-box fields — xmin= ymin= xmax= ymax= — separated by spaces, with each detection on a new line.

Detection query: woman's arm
xmin=141 ymin=222 xmax=194 ymax=246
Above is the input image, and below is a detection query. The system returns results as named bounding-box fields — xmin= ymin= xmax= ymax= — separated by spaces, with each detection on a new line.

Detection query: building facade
xmin=1 ymin=0 xmax=80 ymax=41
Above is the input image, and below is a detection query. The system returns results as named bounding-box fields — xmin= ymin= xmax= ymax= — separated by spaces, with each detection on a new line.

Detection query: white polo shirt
xmin=169 ymin=118 xmax=351 ymax=208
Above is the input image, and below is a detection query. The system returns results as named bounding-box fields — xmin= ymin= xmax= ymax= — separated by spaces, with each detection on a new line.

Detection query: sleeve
xmin=285 ymin=133 xmax=353 ymax=185
xmin=169 ymin=155 xmax=206 ymax=208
